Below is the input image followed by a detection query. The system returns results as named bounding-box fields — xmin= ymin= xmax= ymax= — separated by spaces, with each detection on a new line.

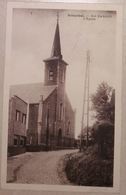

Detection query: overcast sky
xmin=9 ymin=9 xmax=116 ymax=137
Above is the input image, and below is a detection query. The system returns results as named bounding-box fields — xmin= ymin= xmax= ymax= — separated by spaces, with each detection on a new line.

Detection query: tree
xmin=92 ymin=121 xmax=114 ymax=159
xmin=91 ymin=82 xmax=115 ymax=124
xmin=91 ymin=82 xmax=115 ymax=159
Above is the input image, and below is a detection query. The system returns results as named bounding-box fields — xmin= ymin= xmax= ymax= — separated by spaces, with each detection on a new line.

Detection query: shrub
xmin=65 ymin=147 xmax=113 ymax=187
xmin=92 ymin=121 xmax=114 ymax=159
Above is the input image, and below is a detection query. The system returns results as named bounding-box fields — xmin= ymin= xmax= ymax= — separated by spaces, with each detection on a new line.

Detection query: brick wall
xmin=65 ymin=94 xmax=75 ymax=144
xmin=42 ymin=59 xmax=75 ymax=148
xmin=41 ymin=88 xmax=75 ymax=148
xmin=27 ymin=103 xmax=39 ymax=145
xmin=8 ymin=96 xmax=27 ymax=146
xmin=41 ymin=89 xmax=57 ymax=146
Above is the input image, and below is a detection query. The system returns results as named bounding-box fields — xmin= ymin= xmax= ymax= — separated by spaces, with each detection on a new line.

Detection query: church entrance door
xmin=57 ymin=128 xmax=62 ymax=147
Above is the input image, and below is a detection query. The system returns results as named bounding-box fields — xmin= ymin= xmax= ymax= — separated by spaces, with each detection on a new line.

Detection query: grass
xmin=65 ymin=145 xmax=114 ymax=187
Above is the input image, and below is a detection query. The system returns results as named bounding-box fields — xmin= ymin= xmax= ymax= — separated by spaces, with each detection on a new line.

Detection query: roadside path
xmin=7 ymin=150 xmax=77 ymax=185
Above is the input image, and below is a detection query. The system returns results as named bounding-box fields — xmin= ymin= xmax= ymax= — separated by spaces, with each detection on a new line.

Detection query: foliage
xmin=65 ymin=146 xmax=113 ymax=186
xmin=91 ymin=82 xmax=115 ymax=124
xmin=92 ymin=121 xmax=114 ymax=159
xmin=78 ymin=126 xmax=92 ymax=139
xmin=90 ymin=82 xmax=115 ymax=159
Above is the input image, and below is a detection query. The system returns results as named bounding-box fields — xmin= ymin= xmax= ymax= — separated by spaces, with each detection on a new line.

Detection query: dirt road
xmin=7 ymin=149 xmax=77 ymax=185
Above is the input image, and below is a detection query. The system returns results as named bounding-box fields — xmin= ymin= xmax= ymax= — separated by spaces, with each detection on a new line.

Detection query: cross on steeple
xmin=57 ymin=11 xmax=59 ymax=23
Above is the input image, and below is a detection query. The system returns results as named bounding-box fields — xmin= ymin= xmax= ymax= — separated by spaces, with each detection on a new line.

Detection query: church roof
xmin=10 ymin=83 xmax=57 ymax=104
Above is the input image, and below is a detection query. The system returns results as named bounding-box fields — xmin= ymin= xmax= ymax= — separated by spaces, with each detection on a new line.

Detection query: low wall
xmin=8 ymin=145 xmax=76 ymax=156
xmin=8 ymin=146 xmax=26 ymax=156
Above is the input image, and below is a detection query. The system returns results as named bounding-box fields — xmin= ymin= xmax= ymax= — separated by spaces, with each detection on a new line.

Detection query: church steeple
xmin=43 ymin=16 xmax=68 ymax=86
xmin=51 ymin=20 xmax=62 ymax=59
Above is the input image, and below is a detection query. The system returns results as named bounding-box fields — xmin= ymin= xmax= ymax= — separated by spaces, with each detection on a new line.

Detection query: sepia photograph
xmin=1 ymin=2 xmax=122 ymax=193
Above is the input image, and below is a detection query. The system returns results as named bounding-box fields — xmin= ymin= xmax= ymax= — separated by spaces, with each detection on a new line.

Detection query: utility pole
xmin=80 ymin=50 xmax=90 ymax=151
xmin=86 ymin=50 xmax=90 ymax=148
xmin=46 ymin=104 xmax=50 ymax=151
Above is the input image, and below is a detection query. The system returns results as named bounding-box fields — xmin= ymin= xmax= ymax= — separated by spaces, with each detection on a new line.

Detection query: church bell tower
xmin=43 ymin=18 xmax=68 ymax=87
xmin=43 ymin=16 xmax=72 ymax=147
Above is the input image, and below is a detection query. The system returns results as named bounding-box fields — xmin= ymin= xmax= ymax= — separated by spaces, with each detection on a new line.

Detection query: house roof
xmin=10 ymin=83 xmax=57 ymax=104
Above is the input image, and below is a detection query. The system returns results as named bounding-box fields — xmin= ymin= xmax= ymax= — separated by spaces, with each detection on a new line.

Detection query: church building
xmin=8 ymin=20 xmax=75 ymax=153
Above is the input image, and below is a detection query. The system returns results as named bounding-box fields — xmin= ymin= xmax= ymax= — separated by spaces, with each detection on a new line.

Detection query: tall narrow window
xmin=16 ymin=110 xmax=20 ymax=121
xmin=61 ymin=70 xmax=65 ymax=83
xmin=22 ymin=114 xmax=26 ymax=124
xmin=59 ymin=103 xmax=63 ymax=120
xmin=59 ymin=70 xmax=65 ymax=83
xmin=48 ymin=70 xmax=54 ymax=81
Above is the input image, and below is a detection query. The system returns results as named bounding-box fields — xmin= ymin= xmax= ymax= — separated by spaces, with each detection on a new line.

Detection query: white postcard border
xmin=1 ymin=1 xmax=123 ymax=193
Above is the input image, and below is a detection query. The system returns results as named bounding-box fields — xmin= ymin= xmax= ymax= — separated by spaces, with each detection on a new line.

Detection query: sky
xmin=9 ymin=9 xmax=116 ymax=137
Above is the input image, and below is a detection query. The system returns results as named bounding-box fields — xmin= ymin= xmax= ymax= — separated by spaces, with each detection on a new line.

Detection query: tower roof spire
xmin=51 ymin=13 xmax=62 ymax=59
xmin=57 ymin=12 xmax=59 ymax=23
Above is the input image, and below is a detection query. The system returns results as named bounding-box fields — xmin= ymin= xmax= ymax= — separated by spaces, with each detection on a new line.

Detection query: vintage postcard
xmin=1 ymin=1 xmax=122 ymax=193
